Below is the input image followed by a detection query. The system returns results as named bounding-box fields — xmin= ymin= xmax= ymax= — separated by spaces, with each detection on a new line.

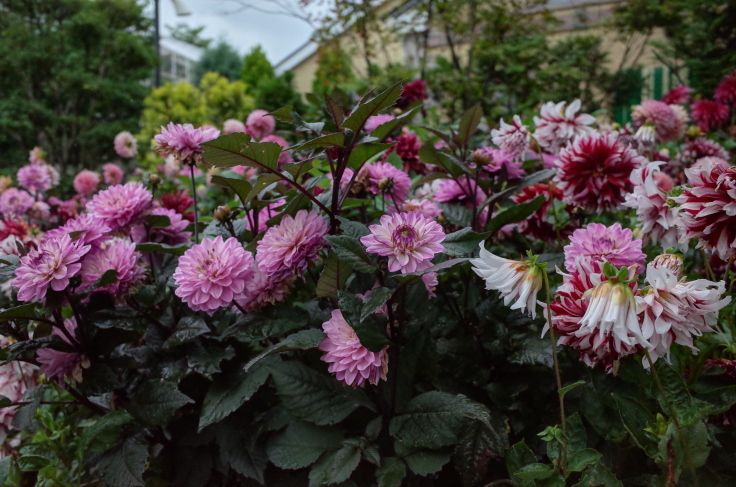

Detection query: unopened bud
xmin=214 ymin=205 xmax=231 ymax=221
xmin=651 ymin=253 xmax=684 ymax=278
xmin=686 ymin=125 xmax=702 ymax=138
xmin=471 ymin=149 xmax=493 ymax=166
xmin=148 ymin=174 xmax=161 ymax=185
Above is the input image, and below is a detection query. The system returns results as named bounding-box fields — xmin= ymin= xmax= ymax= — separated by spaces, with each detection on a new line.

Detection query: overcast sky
xmin=149 ymin=0 xmax=316 ymax=64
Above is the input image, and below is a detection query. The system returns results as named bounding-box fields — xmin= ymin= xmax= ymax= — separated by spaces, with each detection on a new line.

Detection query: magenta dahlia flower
xmin=472 ymin=147 xmax=525 ymax=180
xmin=554 ymin=134 xmax=643 ymax=212
xmin=319 ymin=309 xmax=389 ymax=387
xmin=662 ymin=85 xmax=694 ymax=105
xmin=674 ymin=158 xmax=736 ymax=259
xmin=0 ymin=188 xmax=34 ymax=217
xmin=14 ymin=234 xmax=90 ymax=301
xmin=102 ymin=163 xmax=124 ymax=185
xmin=677 ymin=138 xmax=729 ymax=167
xmin=73 ymin=170 xmax=101 ymax=196
xmin=396 ymin=79 xmax=428 ymax=110
xmin=533 ymin=99 xmax=597 ymax=153
xmin=80 ymin=238 xmax=145 ymax=298
xmin=154 ymin=122 xmax=220 ymax=166
xmin=433 ymin=178 xmax=485 ymax=206
xmin=361 ymin=212 xmax=445 ymax=273
xmin=690 ymin=99 xmax=729 ymax=132
xmin=256 ymin=209 xmax=328 ymax=277
xmin=16 ymin=165 xmax=52 ymax=194
xmin=223 ymin=119 xmax=246 ymax=134
xmin=233 ymin=261 xmax=295 ymax=312
xmin=365 ymin=114 xmax=395 ymax=133
xmin=174 ymin=236 xmax=254 ymax=314
xmin=87 ymin=182 xmax=153 ymax=233
xmin=45 ymin=214 xmax=111 ymax=249
xmin=245 ymin=109 xmax=276 ymax=140
xmin=114 ymin=131 xmax=138 ymax=159
xmin=563 ymin=222 xmax=645 ymax=272
xmin=491 ymin=115 xmax=531 ymax=161
xmin=36 ymin=318 xmax=88 ymax=383
xmin=631 ymin=100 xmax=683 ymax=142
xmin=365 ymin=162 xmax=412 ymax=202
xmin=131 ymin=207 xmax=191 ymax=245
xmin=715 ymin=71 xmax=736 ymax=107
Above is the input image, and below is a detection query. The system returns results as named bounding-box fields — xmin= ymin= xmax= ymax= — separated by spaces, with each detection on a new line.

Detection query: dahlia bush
xmin=1 ymin=75 xmax=736 ymax=487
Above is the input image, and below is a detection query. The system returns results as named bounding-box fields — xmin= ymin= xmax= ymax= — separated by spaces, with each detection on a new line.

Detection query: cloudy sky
xmin=150 ymin=0 xmax=317 ymax=65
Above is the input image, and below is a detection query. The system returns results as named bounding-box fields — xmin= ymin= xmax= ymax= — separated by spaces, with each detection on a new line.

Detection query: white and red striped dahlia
xmin=533 ymin=99 xmax=597 ymax=153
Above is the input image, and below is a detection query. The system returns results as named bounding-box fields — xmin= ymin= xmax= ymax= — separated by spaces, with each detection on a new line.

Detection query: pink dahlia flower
xmin=319 ymin=309 xmax=389 ymax=387
xmin=245 ymin=109 xmax=276 ymax=140
xmin=365 ymin=114 xmax=396 ymax=134
xmin=491 ymin=115 xmax=531 ymax=161
xmin=45 ymin=214 xmax=111 ymax=249
xmin=563 ymin=222 xmax=645 ymax=272
xmin=623 ymin=162 xmax=684 ymax=251
xmin=674 ymin=158 xmax=736 ymax=259
xmin=715 ymin=71 xmax=736 ymax=106
xmin=631 ymin=100 xmax=683 ymax=142
xmin=261 ymin=134 xmax=293 ymax=167
xmin=73 ymin=170 xmax=101 ymax=196
xmin=387 ymin=199 xmax=442 ymax=219
xmin=131 ymin=207 xmax=191 ymax=245
xmin=17 ymin=165 xmax=52 ymax=194
xmin=677 ymin=137 xmax=729 ymax=166
xmin=0 ymin=188 xmax=34 ymax=217
xmin=14 ymin=234 xmax=90 ymax=302
xmin=87 ymin=182 xmax=153 ymax=233
xmin=533 ymin=99 xmax=597 ymax=153
xmin=361 ymin=212 xmax=445 ymax=273
xmin=433 ymin=178 xmax=485 ymax=206
xmin=662 ymin=85 xmax=694 ymax=105
xmin=174 ymin=236 xmax=254 ymax=314
xmin=396 ymin=79 xmax=428 ymax=110
xmin=256 ymin=209 xmax=328 ymax=277
xmin=364 ymin=162 xmax=412 ymax=202
xmin=102 ymin=163 xmax=124 ymax=185
xmin=113 ymin=131 xmax=138 ymax=159
xmin=554 ymin=134 xmax=643 ymax=212
xmin=81 ymin=238 xmax=145 ymax=298
xmin=233 ymin=261 xmax=295 ymax=312
xmin=472 ymin=147 xmax=525 ymax=180
xmin=36 ymin=318 xmax=89 ymax=383
xmin=29 ymin=146 xmax=46 ymax=165
xmin=223 ymin=119 xmax=246 ymax=134
xmin=154 ymin=122 xmax=220 ymax=166
xmin=690 ymin=99 xmax=729 ymax=132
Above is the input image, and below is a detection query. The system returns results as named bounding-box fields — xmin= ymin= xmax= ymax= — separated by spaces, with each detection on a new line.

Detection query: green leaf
xmin=360 ymin=287 xmax=393 ymax=322
xmin=325 ymin=235 xmax=376 ymax=273
xmin=453 ymin=418 xmax=509 ymax=487
xmin=559 ymin=380 xmax=586 ymax=399
xmin=487 ymin=195 xmax=545 ymax=234
xmin=572 ymin=461 xmax=622 ymax=487
xmin=0 ymin=303 xmax=39 ymax=322
xmin=202 ymin=133 xmax=282 ymax=172
xmin=0 ymin=394 xmax=10 ymax=407
xmin=266 ymin=421 xmax=344 ymax=470
xmin=215 ymin=419 xmax=267 ymax=484
xmin=268 ymin=106 xmax=295 ymax=123
xmin=390 ymin=391 xmax=491 ymax=449
xmin=5 ymin=335 xmax=73 ymax=364
xmin=209 ymin=175 xmax=253 ymax=206
xmin=128 ymin=380 xmax=193 ymax=426
xmin=515 ymin=463 xmax=555 ymax=480
xmin=418 ymin=145 xmax=466 ymax=177
xmin=316 ymin=252 xmax=353 ymax=300
xmin=654 ymin=360 xmax=712 ymax=425
xmin=442 ymin=228 xmax=490 ymax=256
xmin=455 ymin=104 xmax=483 ymax=148
xmin=338 ymin=291 xmax=391 ymax=352
xmin=391 ymin=258 xmax=470 ymax=286
xmin=567 ymin=449 xmax=602 ymax=472
xmin=294 ymin=133 xmax=345 ymax=151
xmin=18 ymin=455 xmax=50 ymax=472
xmin=324 ymin=93 xmax=345 ymax=126
xmin=509 ymin=338 xmax=554 ymax=368
xmin=337 ymin=216 xmax=370 ymax=239
xmin=613 ymin=394 xmax=658 ymax=457
xmin=438 ymin=202 xmax=473 ymax=227
xmin=135 ymin=242 xmax=188 ymax=256
xmin=145 ymin=214 xmax=171 ymax=228
xmin=88 ymin=269 xmax=119 ymax=291
xmin=81 ymin=411 xmax=134 ymax=454
xmin=698 ymin=385 xmax=736 ymax=415
xmin=478 ymin=168 xmax=557 ymax=212
xmin=566 ymin=413 xmax=587 ymax=455
xmin=655 ymin=421 xmax=710 ymax=475
xmin=95 ymin=435 xmax=149 ymax=487
xmin=268 ymin=360 xmax=375 ymax=425
xmin=376 ymin=457 xmax=407 ymax=487
xmin=243 ymin=328 xmax=324 ymax=372
xmin=371 ymin=106 xmax=421 ymax=141
xmin=309 ymin=444 xmax=361 ymax=487
xmin=342 ymin=80 xmax=405 ymax=132
xmin=0 ymin=457 xmax=11 ymax=485
xmin=12 ymin=385 xmax=45 ymax=431
xmin=164 ymin=317 xmax=210 ymax=349
xmin=506 ymin=440 xmax=537 ymax=486
xmin=346 ymin=142 xmax=396 ymax=171
xmin=199 ymin=363 xmax=271 ymax=431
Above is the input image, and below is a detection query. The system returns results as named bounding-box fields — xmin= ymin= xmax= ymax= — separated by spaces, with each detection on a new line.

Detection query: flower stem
xmin=190 ymin=163 xmax=199 ymax=244
xmin=700 ymin=249 xmax=715 ymax=281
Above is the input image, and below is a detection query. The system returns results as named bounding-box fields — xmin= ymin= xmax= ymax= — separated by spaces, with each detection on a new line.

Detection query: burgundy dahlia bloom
xmin=81 ymin=239 xmax=145 ymax=298
xmin=160 ymin=190 xmax=194 ymax=221
xmin=0 ymin=188 xmax=34 ymax=217
xmin=554 ymin=134 xmax=644 ymax=212
xmin=690 ymin=99 xmax=729 ymax=132
xmin=174 ymin=236 xmax=255 ymax=314
xmin=661 ymin=85 xmax=694 ymax=105
xmin=511 ymin=182 xmax=570 ymax=242
xmin=245 ymin=109 xmax=276 ymax=140
xmin=87 ymin=182 xmax=153 ymax=233
xmin=16 ymin=165 xmax=52 ymax=194
xmin=114 ymin=131 xmax=138 ymax=159
xmin=36 ymin=318 xmax=88 ymax=383
xmin=73 ymin=170 xmax=101 ymax=196
xmin=396 ymin=79 xmax=428 ymax=110
xmin=361 ymin=212 xmax=445 ymax=273
xmin=154 ymin=122 xmax=220 ymax=166
xmin=563 ymin=222 xmax=645 ymax=272
xmin=365 ymin=162 xmax=412 ymax=202
xmin=715 ymin=71 xmax=736 ymax=107
xmin=319 ymin=309 xmax=389 ymax=387
xmin=395 ymin=128 xmax=424 ymax=174
xmin=256 ymin=209 xmax=328 ymax=277
xmin=14 ymin=234 xmax=90 ymax=302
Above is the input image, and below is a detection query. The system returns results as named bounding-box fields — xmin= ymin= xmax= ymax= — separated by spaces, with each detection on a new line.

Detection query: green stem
xmin=190 ymin=163 xmax=199 ymax=244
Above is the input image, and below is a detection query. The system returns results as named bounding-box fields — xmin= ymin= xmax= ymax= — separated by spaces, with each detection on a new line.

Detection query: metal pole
xmin=154 ymin=0 xmax=161 ymax=87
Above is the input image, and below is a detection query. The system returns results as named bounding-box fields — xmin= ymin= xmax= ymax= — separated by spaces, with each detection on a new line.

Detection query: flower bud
xmin=686 ymin=125 xmax=702 ymax=138
xmin=148 ymin=174 xmax=161 ymax=185
xmin=214 ymin=205 xmax=231 ymax=221
xmin=651 ymin=253 xmax=684 ymax=278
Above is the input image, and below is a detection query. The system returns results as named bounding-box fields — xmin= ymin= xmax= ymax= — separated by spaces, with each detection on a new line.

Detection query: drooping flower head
xmin=223 ymin=119 xmax=246 ymax=134
xmin=86 ymin=182 xmax=153 ymax=233
xmin=174 ymin=236 xmax=255 ymax=314
xmin=16 ymin=164 xmax=52 ymax=194
xmin=245 ymin=109 xmax=276 ymax=140
xmin=563 ymin=222 xmax=645 ymax=272
xmin=131 ymin=207 xmax=192 ymax=245
xmin=491 ymin=115 xmax=531 ymax=161
xmin=364 ymin=162 xmax=412 ymax=202
xmin=365 ymin=114 xmax=396 ymax=133
xmin=154 ymin=122 xmax=220 ymax=166
xmin=45 ymin=214 xmax=111 ymax=249
xmin=396 ymin=79 xmax=428 ymax=109
xmin=361 ymin=212 xmax=445 ymax=273
xmin=533 ymin=99 xmax=597 ymax=153
xmin=73 ymin=170 xmax=101 ymax=196
xmin=36 ymin=318 xmax=89 ymax=383
xmin=14 ymin=234 xmax=90 ymax=302
xmin=715 ymin=70 xmax=736 ymax=107
xmin=319 ymin=309 xmax=389 ymax=388
xmin=0 ymin=188 xmax=34 ymax=217
xmin=256 ymin=210 xmax=328 ymax=277
xmin=471 ymin=244 xmax=543 ymax=318
xmin=472 ymin=147 xmax=525 ymax=180
xmin=662 ymin=85 xmax=694 ymax=105
xmin=554 ymin=134 xmax=643 ymax=212
xmin=102 ymin=163 xmax=124 ymax=185
xmin=114 ymin=131 xmax=138 ymax=158
xmin=81 ymin=238 xmax=145 ymax=298
xmin=690 ymin=99 xmax=729 ymax=132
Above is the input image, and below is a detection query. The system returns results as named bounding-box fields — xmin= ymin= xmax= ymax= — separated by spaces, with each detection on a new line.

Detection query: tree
xmin=0 ymin=0 xmax=156 ymax=175
xmin=241 ymin=45 xmax=275 ymax=89
xmin=167 ymin=22 xmax=212 ymax=49
xmin=194 ymin=40 xmax=242 ymax=84
xmin=240 ymin=45 xmax=304 ymax=112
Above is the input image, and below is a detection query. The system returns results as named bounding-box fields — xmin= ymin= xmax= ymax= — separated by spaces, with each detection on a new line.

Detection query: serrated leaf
xmin=418 ymin=144 xmax=466 ymax=177
xmin=654 ymin=360 xmax=712 ymax=425
xmin=215 ymin=419 xmax=267 ymax=483
xmin=12 ymin=385 xmax=46 ymax=431
xmin=342 ymin=80 xmax=405 ymax=132
xmin=199 ymin=362 xmax=271 ymax=431
xmin=268 ymin=106 xmax=294 ymax=123
xmin=376 ymin=457 xmax=407 ymax=487
xmin=267 ymin=422 xmax=343 ymax=470
xmin=395 ymin=442 xmax=451 ymax=476
xmin=572 ymin=461 xmax=622 ymax=487
xmin=81 ymin=411 xmax=134 ymax=454
xmin=202 ymin=133 xmax=281 ymax=172
xmin=506 ymin=440 xmax=537 ymax=485
xmin=453 ymin=418 xmax=509 ymax=487
xmin=135 ymin=242 xmax=188 ymax=256
xmin=337 ymin=216 xmax=370 ymax=239
xmin=164 ymin=317 xmax=210 ymax=349
xmin=128 ymin=380 xmax=193 ymax=426
xmin=515 ymin=463 xmax=555 ymax=480
xmin=360 ymin=287 xmax=393 ymax=322
xmin=324 ymin=93 xmax=345 ymax=126
xmin=309 ymin=445 xmax=361 ymax=487
xmin=478 ymin=168 xmax=557 ymax=212
xmin=567 ymin=449 xmax=602 ymax=472
xmin=210 ymin=175 xmax=253 ymax=206
xmin=316 ymin=252 xmax=353 ymax=300
xmin=325 ymin=235 xmax=376 ymax=273
xmin=455 ymin=104 xmax=483 ymax=148
xmin=243 ymin=329 xmax=324 ymax=372
xmin=346 ymin=142 xmax=396 ymax=171
xmin=0 ymin=303 xmax=39 ymax=322
xmin=95 ymin=435 xmax=149 ymax=487
xmin=442 ymin=228 xmax=490 ymax=256
xmin=487 ymin=195 xmax=545 ymax=234
xmin=698 ymin=385 xmax=736 ymax=415
xmin=294 ymin=133 xmax=345 ymax=151
xmin=613 ymin=394 xmax=657 ymax=457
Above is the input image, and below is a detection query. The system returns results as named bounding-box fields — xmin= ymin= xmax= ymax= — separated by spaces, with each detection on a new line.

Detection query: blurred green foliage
xmin=194 ymin=41 xmax=243 ymax=84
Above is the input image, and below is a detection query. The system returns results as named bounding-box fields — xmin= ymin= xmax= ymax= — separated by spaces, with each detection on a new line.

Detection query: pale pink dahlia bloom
xmin=256 ymin=209 xmax=328 ymax=277
xmin=131 ymin=207 xmax=191 ymax=245
xmin=154 ymin=122 xmax=220 ymax=166
xmin=223 ymin=119 xmax=246 ymax=134
xmin=81 ymin=238 xmax=145 ymax=298
xmin=114 ymin=131 xmax=138 ymax=159
xmin=563 ymin=223 xmax=645 ymax=272
xmin=361 ymin=212 xmax=445 ymax=273
xmin=631 ymin=100 xmax=682 ymax=142
xmin=14 ymin=234 xmax=90 ymax=302
xmin=387 ymin=199 xmax=442 ymax=219
xmin=45 ymin=214 xmax=111 ymax=249
xmin=36 ymin=318 xmax=89 ymax=383
xmin=623 ymin=162 xmax=684 ymax=251
xmin=17 ymin=164 xmax=52 ymax=194
xmin=102 ymin=163 xmax=124 ymax=185
xmin=364 ymin=114 xmax=396 ymax=133
xmin=87 ymin=182 xmax=153 ymax=233
xmin=73 ymin=170 xmax=101 ymax=196
xmin=262 ymin=134 xmax=294 ymax=167
xmin=245 ymin=109 xmax=276 ymax=140
xmin=233 ymin=261 xmax=295 ymax=312
xmin=491 ymin=115 xmax=531 ymax=161
xmin=319 ymin=309 xmax=389 ymax=388
xmin=533 ymin=99 xmax=597 ymax=153
xmin=365 ymin=162 xmax=412 ymax=202
xmin=29 ymin=146 xmax=46 ymax=165
xmin=0 ymin=188 xmax=34 ymax=217
xmin=471 ymin=243 xmax=543 ymax=318
xmin=174 ymin=236 xmax=254 ymax=314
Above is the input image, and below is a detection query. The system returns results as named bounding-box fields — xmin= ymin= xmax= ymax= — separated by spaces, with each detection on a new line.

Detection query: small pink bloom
xmin=17 ymin=165 xmax=52 ymax=194
xmin=86 ymin=182 xmax=153 ymax=233
xmin=563 ymin=222 xmax=645 ymax=272
xmin=364 ymin=114 xmax=395 ymax=133
xmin=223 ymin=119 xmax=246 ymax=134
xmin=114 ymin=131 xmax=138 ymax=158
xmin=631 ymin=100 xmax=684 ymax=142
xmin=387 ymin=199 xmax=442 ymax=219
xmin=102 ymin=163 xmax=124 ymax=185
xmin=256 ymin=210 xmax=328 ymax=277
xmin=73 ymin=170 xmax=101 ymax=196
xmin=472 ymin=147 xmax=525 ymax=179
xmin=37 ymin=318 xmax=88 ymax=383
xmin=0 ymin=188 xmax=34 ymax=217
xmin=245 ymin=109 xmax=276 ymax=140
xmin=364 ymin=162 xmax=412 ymax=202
xmin=45 ymin=214 xmax=111 ymax=249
